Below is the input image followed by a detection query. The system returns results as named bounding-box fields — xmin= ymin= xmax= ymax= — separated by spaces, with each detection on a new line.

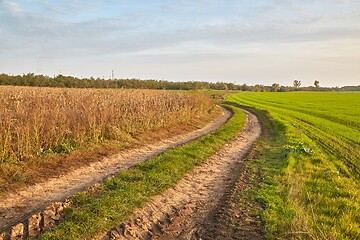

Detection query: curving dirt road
xmin=0 ymin=107 xmax=232 ymax=232
xmin=100 ymin=109 xmax=261 ymax=240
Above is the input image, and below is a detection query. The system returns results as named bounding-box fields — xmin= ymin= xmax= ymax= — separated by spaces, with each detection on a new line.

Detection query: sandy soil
xmin=100 ymin=110 xmax=261 ymax=240
xmin=0 ymin=107 xmax=231 ymax=232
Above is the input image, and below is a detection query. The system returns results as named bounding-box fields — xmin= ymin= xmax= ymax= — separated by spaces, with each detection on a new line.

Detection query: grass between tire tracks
xmin=228 ymin=105 xmax=293 ymax=239
xmin=40 ymin=105 xmax=246 ymax=239
xmin=205 ymin=103 xmax=285 ymax=239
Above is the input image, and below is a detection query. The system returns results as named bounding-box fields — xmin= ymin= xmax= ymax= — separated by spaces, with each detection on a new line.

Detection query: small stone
xmin=109 ymin=229 xmax=121 ymax=239
xmin=51 ymin=215 xmax=61 ymax=221
xmin=135 ymin=218 xmax=142 ymax=225
xmin=4 ymin=214 xmax=13 ymax=219
xmin=0 ymin=231 xmax=7 ymax=240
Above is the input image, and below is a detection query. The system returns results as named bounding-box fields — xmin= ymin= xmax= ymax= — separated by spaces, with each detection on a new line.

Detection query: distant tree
xmin=279 ymin=86 xmax=289 ymax=92
xmin=341 ymin=85 xmax=360 ymax=91
xmin=314 ymin=80 xmax=320 ymax=88
xmin=226 ymin=82 xmax=236 ymax=90
xmin=241 ymin=84 xmax=251 ymax=91
xmin=253 ymin=84 xmax=261 ymax=92
xmin=293 ymin=80 xmax=301 ymax=88
xmin=262 ymin=85 xmax=271 ymax=92
xmin=272 ymin=83 xmax=280 ymax=92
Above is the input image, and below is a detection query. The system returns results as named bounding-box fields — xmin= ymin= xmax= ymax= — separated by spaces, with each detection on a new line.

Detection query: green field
xmin=227 ymin=92 xmax=360 ymax=239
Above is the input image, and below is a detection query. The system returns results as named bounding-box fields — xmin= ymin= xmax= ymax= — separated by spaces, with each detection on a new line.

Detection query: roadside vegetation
xmin=40 ymin=105 xmax=246 ymax=239
xmin=227 ymin=92 xmax=360 ymax=239
xmin=0 ymin=86 xmax=214 ymax=191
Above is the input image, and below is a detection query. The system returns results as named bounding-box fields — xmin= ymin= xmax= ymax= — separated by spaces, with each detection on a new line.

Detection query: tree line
xmin=0 ymin=73 xmax=359 ymax=92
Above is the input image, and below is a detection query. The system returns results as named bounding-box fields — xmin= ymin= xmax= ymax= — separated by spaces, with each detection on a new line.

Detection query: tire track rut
xmin=101 ymin=110 xmax=261 ymax=240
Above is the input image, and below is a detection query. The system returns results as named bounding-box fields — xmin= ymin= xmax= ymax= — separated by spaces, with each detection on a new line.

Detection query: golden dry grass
xmin=0 ymin=86 xmax=214 ymax=186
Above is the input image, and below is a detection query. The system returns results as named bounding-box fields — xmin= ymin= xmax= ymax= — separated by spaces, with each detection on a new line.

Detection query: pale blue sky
xmin=1 ymin=0 xmax=359 ymax=86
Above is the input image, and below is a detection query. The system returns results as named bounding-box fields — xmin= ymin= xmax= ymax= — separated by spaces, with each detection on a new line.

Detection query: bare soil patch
xmin=100 ymin=110 xmax=262 ymax=240
xmin=0 ymin=107 xmax=230 ymax=232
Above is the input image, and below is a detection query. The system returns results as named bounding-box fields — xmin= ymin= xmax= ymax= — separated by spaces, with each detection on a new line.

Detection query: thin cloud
xmin=1 ymin=0 xmax=23 ymax=14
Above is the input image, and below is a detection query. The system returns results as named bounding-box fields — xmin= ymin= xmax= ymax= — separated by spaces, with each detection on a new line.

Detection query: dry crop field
xmin=0 ymin=86 xmax=214 ymax=189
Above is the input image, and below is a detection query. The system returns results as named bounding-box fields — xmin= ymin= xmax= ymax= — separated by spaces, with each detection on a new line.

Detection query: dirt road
xmin=101 ymin=110 xmax=261 ymax=240
xmin=0 ymin=107 xmax=231 ymax=232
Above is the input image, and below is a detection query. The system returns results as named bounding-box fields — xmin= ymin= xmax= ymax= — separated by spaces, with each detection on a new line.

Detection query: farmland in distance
xmin=227 ymin=92 xmax=359 ymax=239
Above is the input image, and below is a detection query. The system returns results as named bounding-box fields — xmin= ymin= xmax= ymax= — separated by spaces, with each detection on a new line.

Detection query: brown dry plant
xmin=0 ymin=86 xmax=214 ymax=181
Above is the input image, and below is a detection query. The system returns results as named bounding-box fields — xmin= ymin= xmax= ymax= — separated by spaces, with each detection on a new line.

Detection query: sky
xmin=1 ymin=0 xmax=359 ymax=87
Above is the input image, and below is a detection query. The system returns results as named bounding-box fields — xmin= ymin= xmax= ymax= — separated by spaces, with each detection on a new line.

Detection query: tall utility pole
xmin=111 ymin=70 xmax=114 ymax=80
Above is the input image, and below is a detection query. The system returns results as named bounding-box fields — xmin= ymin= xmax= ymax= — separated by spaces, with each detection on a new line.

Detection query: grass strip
xmin=41 ymin=105 xmax=246 ymax=239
